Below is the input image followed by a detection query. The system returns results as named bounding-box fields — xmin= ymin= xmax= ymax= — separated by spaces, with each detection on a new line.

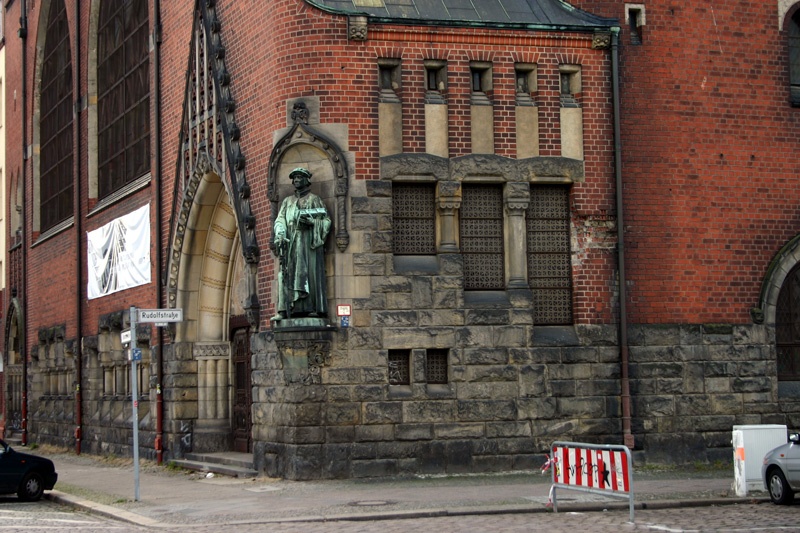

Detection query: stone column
xmin=505 ymin=182 xmax=530 ymax=289
xmin=437 ymin=181 xmax=461 ymax=253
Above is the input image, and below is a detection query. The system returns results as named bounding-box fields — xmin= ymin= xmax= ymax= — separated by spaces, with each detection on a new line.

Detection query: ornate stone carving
xmin=592 ymin=31 xmax=612 ymax=49
xmin=193 ymin=342 xmax=231 ymax=358
xmin=348 ymin=16 xmax=368 ymax=41
xmin=277 ymin=339 xmax=332 ymax=385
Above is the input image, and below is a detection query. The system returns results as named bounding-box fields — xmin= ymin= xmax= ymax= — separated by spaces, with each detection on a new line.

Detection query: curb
xmin=45 ymin=491 xmax=165 ymax=529
xmin=44 ymin=490 xmax=772 ymax=527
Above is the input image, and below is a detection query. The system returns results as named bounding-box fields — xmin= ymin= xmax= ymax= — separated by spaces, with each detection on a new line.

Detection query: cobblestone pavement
xmin=0 ymin=498 xmax=132 ymax=531
xmin=5 ymin=499 xmax=800 ymax=532
xmin=159 ymin=503 xmax=800 ymax=533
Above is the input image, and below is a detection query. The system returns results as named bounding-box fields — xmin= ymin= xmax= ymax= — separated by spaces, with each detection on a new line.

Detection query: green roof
xmin=306 ymin=0 xmax=617 ymax=31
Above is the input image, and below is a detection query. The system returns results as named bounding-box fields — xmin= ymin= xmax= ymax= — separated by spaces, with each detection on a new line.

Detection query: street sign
xmin=130 ymin=347 xmax=143 ymax=362
xmin=120 ymin=329 xmax=131 ymax=345
xmin=337 ymin=304 xmax=351 ymax=316
xmin=138 ymin=308 xmax=183 ymax=323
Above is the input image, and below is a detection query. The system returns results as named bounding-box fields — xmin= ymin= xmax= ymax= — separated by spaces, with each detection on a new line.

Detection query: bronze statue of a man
xmin=273 ymin=168 xmax=331 ymax=320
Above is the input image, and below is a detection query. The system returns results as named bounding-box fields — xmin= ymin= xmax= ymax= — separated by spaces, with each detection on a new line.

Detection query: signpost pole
xmin=130 ymin=306 xmax=140 ymax=502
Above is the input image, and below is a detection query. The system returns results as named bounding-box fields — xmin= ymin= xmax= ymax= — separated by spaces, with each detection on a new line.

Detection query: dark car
xmin=0 ymin=439 xmax=58 ymax=501
xmin=762 ymin=432 xmax=800 ymax=505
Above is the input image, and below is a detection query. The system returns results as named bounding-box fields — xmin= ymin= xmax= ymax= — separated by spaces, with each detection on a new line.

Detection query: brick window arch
xmin=97 ymin=0 xmax=150 ymax=199
xmin=39 ymin=0 xmax=73 ymax=232
xmin=777 ymin=263 xmax=800 ymax=380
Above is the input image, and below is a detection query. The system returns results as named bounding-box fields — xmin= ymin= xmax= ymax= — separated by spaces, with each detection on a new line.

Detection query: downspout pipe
xmin=153 ymin=0 xmax=164 ymax=465
xmin=611 ymin=28 xmax=634 ymax=449
xmin=19 ymin=0 xmax=28 ymax=448
xmin=74 ymin=0 xmax=83 ymax=455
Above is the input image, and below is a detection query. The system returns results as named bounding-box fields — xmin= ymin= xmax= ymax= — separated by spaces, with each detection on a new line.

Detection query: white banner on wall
xmin=87 ymin=203 xmax=151 ymax=300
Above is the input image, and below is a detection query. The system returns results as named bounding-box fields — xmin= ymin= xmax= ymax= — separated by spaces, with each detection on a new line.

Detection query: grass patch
xmin=55 ymin=482 xmax=130 ymax=506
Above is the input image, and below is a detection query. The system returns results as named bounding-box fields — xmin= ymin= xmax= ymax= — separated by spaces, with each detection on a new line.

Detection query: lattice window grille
xmin=97 ymin=0 xmax=150 ymax=198
xmin=40 ymin=0 xmax=73 ymax=232
xmin=461 ymin=184 xmax=504 ymax=290
xmin=388 ymin=350 xmax=410 ymax=385
xmin=527 ymin=186 xmax=573 ymax=324
xmin=426 ymin=349 xmax=448 ymax=384
xmin=392 ymin=183 xmax=436 ymax=255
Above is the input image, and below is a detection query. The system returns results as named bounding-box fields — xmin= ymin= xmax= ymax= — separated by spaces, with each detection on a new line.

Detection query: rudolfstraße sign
xmin=137 ymin=308 xmax=183 ymax=323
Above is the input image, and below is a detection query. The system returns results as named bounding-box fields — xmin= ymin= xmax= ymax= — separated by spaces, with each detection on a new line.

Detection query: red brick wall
xmin=571 ymin=1 xmax=800 ymax=324
xmin=210 ymin=1 xmax=618 ymax=325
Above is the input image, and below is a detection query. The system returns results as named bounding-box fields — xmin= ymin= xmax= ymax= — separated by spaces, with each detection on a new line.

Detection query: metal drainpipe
xmin=19 ymin=0 xmax=28 ymax=448
xmin=74 ymin=0 xmax=83 ymax=455
xmin=611 ymin=28 xmax=634 ymax=449
xmin=153 ymin=0 xmax=164 ymax=464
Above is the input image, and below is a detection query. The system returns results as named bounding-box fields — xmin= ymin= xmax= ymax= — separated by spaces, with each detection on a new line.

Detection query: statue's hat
xmin=290 ymin=168 xmax=312 ymax=180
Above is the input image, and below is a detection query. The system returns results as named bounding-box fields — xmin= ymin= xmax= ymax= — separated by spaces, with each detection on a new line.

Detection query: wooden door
xmin=232 ymin=327 xmax=252 ymax=453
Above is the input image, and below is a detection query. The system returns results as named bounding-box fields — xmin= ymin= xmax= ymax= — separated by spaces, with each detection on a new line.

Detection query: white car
xmin=762 ymin=432 xmax=800 ymax=504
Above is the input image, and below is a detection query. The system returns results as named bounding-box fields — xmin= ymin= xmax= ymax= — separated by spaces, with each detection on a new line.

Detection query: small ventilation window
xmin=378 ymin=58 xmax=401 ymax=103
xmin=426 ymin=349 xmax=449 ymax=384
xmin=626 ymin=4 xmax=645 ymax=45
xmin=388 ymin=350 xmax=411 ymax=385
xmin=559 ymin=65 xmax=581 ymax=108
xmin=424 ymin=59 xmax=447 ymax=104
xmin=515 ymin=63 xmax=537 ymax=106
xmin=469 ymin=61 xmax=492 ymax=105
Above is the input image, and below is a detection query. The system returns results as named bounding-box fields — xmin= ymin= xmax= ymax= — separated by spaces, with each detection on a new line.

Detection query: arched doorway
xmin=169 ymin=163 xmax=252 ymax=453
xmin=777 ymin=263 xmax=800 ymax=381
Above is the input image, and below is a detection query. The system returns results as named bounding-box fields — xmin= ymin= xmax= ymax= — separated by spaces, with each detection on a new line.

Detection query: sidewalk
xmin=34 ymin=448 xmax=766 ymax=529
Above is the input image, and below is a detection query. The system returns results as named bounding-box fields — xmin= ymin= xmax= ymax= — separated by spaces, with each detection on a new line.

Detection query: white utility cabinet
xmin=732 ymin=424 xmax=787 ymax=496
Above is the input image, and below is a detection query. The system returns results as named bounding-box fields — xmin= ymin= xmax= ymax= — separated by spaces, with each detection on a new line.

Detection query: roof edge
xmin=304 ymin=0 xmax=618 ymax=31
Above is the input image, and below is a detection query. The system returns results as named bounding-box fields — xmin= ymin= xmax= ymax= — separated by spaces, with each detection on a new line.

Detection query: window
xmin=423 ymin=59 xmax=447 ymax=103
xmin=527 ymin=186 xmax=573 ymax=324
xmin=626 ymin=4 xmax=645 ymax=45
xmin=426 ymin=349 xmax=448 ymax=384
xmin=378 ymin=58 xmax=401 ymax=102
xmin=388 ymin=350 xmax=411 ymax=385
xmin=559 ymin=65 xmax=581 ymax=108
xmin=789 ymin=11 xmax=800 ymax=106
xmin=460 ymin=184 xmax=504 ymax=290
xmin=777 ymin=264 xmax=800 ymax=380
xmin=470 ymin=61 xmax=492 ymax=105
xmin=40 ymin=0 xmax=73 ymax=232
xmin=515 ymin=63 xmax=537 ymax=106
xmin=392 ymin=183 xmax=436 ymax=255
xmin=97 ymin=0 xmax=150 ymax=199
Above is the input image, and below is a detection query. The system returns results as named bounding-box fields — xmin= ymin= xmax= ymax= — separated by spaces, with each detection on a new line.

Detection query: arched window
xmin=789 ymin=11 xmax=800 ymax=106
xmin=97 ymin=0 xmax=149 ymax=199
xmin=777 ymin=264 xmax=800 ymax=380
xmin=40 ymin=0 xmax=73 ymax=232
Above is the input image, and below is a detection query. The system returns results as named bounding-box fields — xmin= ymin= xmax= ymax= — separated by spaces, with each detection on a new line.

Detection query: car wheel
xmin=768 ymin=468 xmax=795 ymax=505
xmin=17 ymin=472 xmax=45 ymax=502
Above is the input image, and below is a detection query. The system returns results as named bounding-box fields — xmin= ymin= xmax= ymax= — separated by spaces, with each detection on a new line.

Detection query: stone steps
xmin=171 ymin=451 xmax=257 ymax=478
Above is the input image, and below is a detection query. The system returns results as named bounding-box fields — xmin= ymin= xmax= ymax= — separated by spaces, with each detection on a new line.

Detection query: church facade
xmin=1 ymin=0 xmax=799 ymax=479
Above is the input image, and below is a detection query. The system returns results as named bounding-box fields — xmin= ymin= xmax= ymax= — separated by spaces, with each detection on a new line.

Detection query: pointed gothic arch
xmin=163 ymin=2 xmax=259 ymax=453
xmin=4 ymin=298 xmax=24 ymax=431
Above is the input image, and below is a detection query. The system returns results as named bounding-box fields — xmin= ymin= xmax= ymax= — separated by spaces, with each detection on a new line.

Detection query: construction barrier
xmin=549 ymin=441 xmax=634 ymax=522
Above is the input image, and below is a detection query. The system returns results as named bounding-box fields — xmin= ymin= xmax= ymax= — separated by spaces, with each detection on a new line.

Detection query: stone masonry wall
xmin=252 ymin=321 xmax=789 ymax=479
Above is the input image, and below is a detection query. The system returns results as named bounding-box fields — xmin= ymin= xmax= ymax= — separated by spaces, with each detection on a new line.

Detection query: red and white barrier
xmin=548 ymin=441 xmax=635 ymax=522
